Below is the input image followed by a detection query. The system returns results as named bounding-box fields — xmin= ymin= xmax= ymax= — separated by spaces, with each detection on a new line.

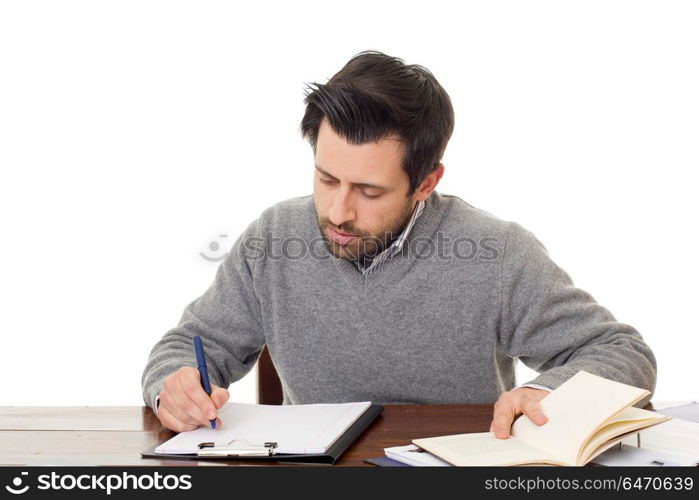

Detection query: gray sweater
xmin=141 ymin=191 xmax=657 ymax=408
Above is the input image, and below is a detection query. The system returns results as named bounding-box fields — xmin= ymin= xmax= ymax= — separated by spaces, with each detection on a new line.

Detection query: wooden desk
xmin=0 ymin=405 xmax=496 ymax=466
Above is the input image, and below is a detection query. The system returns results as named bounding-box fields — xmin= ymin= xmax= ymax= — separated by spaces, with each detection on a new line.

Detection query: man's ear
xmin=414 ymin=163 xmax=445 ymax=202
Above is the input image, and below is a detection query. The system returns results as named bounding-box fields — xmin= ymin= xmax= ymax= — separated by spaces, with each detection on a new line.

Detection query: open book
xmin=413 ymin=371 xmax=670 ymax=466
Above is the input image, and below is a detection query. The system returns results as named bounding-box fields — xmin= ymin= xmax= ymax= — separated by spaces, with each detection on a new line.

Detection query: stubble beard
xmin=317 ymin=197 xmax=416 ymax=263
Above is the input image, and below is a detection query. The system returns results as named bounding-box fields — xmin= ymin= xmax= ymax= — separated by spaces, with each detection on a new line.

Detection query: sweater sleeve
xmin=140 ymin=218 xmax=266 ymax=410
xmin=499 ymin=221 xmax=657 ymax=407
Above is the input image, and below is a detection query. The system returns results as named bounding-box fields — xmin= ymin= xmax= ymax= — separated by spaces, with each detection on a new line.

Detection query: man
xmin=141 ymin=50 xmax=656 ymax=439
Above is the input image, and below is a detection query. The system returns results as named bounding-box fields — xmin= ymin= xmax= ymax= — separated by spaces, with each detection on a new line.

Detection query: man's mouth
xmin=328 ymin=227 xmax=357 ymax=245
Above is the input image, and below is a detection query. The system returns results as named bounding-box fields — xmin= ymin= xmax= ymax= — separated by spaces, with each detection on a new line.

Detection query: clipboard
xmin=141 ymin=404 xmax=383 ymax=464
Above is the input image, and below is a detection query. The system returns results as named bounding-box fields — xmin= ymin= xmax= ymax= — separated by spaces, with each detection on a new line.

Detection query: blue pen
xmin=193 ymin=335 xmax=217 ymax=430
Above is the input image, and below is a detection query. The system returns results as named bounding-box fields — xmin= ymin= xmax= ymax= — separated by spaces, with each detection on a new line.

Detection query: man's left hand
xmin=489 ymin=387 xmax=549 ymax=439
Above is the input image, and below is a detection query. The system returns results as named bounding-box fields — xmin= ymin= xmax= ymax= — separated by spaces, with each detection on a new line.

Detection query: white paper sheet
xmin=155 ymin=401 xmax=371 ymax=455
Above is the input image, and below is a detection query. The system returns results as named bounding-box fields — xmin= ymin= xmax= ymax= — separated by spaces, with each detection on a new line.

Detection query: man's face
xmin=313 ymin=118 xmax=417 ymax=262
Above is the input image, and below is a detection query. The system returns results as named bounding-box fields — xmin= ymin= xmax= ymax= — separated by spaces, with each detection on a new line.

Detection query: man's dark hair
xmin=300 ymin=50 xmax=455 ymax=195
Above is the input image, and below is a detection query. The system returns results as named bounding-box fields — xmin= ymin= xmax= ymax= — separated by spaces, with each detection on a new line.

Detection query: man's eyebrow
xmin=314 ymin=165 xmax=388 ymax=191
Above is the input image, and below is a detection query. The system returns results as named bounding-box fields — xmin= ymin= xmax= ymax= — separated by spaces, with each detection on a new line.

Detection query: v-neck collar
xmin=353 ymin=199 xmax=426 ymax=276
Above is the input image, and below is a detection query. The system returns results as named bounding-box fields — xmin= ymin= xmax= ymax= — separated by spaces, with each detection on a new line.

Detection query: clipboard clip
xmin=196 ymin=439 xmax=278 ymax=457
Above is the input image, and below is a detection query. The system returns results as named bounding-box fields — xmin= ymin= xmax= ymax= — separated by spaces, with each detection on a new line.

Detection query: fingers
xmin=156 ymin=405 xmax=199 ymax=433
xmin=490 ymin=395 xmax=516 ymax=439
xmin=520 ymin=395 xmax=548 ymax=426
xmin=179 ymin=372 xmax=219 ymax=420
xmin=158 ymin=398 xmax=222 ymax=433
xmin=177 ymin=376 xmax=217 ymax=426
xmin=158 ymin=367 xmax=223 ymax=431
xmin=159 ymin=388 xmax=201 ymax=427
xmin=489 ymin=389 xmax=549 ymax=440
xmin=210 ymin=385 xmax=230 ymax=409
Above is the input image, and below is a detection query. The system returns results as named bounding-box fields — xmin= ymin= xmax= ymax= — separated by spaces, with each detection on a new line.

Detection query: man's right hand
xmin=155 ymin=366 xmax=230 ymax=432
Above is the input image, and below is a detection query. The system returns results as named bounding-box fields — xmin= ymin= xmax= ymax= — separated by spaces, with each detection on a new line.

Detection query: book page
xmin=579 ymin=407 xmax=670 ymax=463
xmin=511 ymin=371 xmax=649 ymax=465
xmin=155 ymin=401 xmax=371 ymax=455
xmin=413 ymin=432 xmax=559 ymax=466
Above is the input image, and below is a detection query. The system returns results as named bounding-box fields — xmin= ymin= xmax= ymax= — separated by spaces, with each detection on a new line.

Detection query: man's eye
xmin=320 ymin=177 xmax=337 ymax=185
xmin=361 ymin=191 xmax=382 ymax=199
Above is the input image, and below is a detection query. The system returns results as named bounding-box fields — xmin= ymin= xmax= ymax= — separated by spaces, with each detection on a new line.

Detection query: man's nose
xmin=329 ymin=188 xmax=356 ymax=227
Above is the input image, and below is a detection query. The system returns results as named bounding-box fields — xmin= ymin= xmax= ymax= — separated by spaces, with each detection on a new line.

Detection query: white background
xmin=1 ymin=1 xmax=696 ymax=406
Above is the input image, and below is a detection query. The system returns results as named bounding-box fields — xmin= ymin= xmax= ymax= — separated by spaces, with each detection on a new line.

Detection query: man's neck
xmin=353 ymin=199 xmax=421 ymax=271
